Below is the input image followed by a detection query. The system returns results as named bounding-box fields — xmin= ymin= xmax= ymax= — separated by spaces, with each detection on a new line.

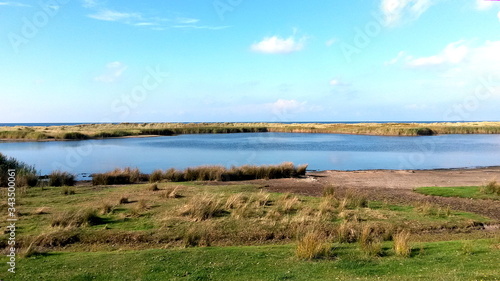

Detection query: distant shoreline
xmin=1 ymin=121 xmax=500 ymax=142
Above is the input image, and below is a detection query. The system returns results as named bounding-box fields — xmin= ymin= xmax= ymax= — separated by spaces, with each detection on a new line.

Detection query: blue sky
xmin=1 ymin=0 xmax=499 ymax=122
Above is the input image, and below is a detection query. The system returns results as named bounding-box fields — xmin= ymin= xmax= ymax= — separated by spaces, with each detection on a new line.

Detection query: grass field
xmin=415 ymin=184 xmax=500 ymax=200
xmin=2 ymin=239 xmax=499 ymax=281
xmin=1 ymin=121 xmax=500 ymax=140
xmin=0 ymin=179 xmax=498 ymax=280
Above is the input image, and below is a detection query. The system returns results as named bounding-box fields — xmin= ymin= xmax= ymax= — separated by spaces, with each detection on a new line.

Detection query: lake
xmin=1 ymin=133 xmax=499 ymax=177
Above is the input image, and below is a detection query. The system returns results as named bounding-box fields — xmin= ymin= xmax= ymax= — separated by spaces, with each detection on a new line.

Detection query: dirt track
xmin=258 ymin=167 xmax=500 ymax=220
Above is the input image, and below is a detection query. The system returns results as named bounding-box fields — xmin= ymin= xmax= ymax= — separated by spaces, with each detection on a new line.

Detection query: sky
xmin=0 ymin=0 xmax=499 ymax=123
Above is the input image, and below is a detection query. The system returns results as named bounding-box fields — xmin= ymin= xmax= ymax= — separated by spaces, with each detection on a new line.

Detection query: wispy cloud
xmin=0 ymin=1 xmax=31 ymax=7
xmin=380 ymin=0 xmax=434 ymax=26
xmin=387 ymin=40 xmax=469 ymax=67
xmin=475 ymin=0 xmax=495 ymax=10
xmin=82 ymin=2 xmax=226 ymax=30
xmin=251 ymin=35 xmax=306 ymax=54
xmin=95 ymin=61 xmax=127 ymax=83
xmin=88 ymin=9 xmax=141 ymax=22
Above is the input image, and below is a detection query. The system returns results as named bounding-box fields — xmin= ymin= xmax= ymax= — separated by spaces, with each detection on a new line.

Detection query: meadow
xmin=0 ymin=176 xmax=498 ymax=280
xmin=1 ymin=121 xmax=500 ymax=141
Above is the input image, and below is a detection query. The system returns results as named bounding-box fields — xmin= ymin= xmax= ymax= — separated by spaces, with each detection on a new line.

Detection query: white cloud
xmin=95 ymin=61 xmax=127 ymax=83
xmin=84 ymin=5 xmax=225 ymax=30
xmin=251 ymin=35 xmax=305 ymax=54
xmin=387 ymin=40 xmax=500 ymax=96
xmin=325 ymin=38 xmax=337 ymax=47
xmin=476 ymin=0 xmax=495 ymax=10
xmin=88 ymin=9 xmax=141 ymax=22
xmin=82 ymin=0 xmax=98 ymax=8
xmin=0 ymin=1 xmax=31 ymax=7
xmin=380 ymin=0 xmax=434 ymax=26
xmin=387 ymin=40 xmax=469 ymax=67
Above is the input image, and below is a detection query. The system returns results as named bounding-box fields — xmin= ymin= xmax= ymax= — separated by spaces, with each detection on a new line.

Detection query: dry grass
xmin=296 ymin=231 xmax=332 ymax=260
xmin=415 ymin=202 xmax=451 ymax=217
xmin=148 ymin=183 xmax=159 ymax=191
xmin=49 ymin=171 xmax=75 ymax=187
xmin=92 ymin=167 xmax=143 ymax=186
xmin=51 ymin=209 xmax=101 ymax=228
xmin=481 ymin=180 xmax=500 ymax=195
xmin=359 ymin=224 xmax=383 ymax=256
xmin=393 ymin=230 xmax=412 ymax=257
xmin=179 ymin=194 xmax=225 ymax=221
xmin=118 ymin=196 xmax=130 ymax=204
xmin=62 ymin=186 xmax=76 ymax=195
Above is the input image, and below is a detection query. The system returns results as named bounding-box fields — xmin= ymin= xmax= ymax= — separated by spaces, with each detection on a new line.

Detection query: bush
xmin=49 ymin=171 xmax=75 ymax=187
xmin=62 ymin=186 xmax=76 ymax=195
xmin=481 ymin=181 xmax=500 ymax=196
xmin=0 ymin=153 xmax=38 ymax=187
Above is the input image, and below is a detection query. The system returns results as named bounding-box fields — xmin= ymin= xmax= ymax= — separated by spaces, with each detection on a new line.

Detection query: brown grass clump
xmin=62 ymin=186 xmax=76 ymax=195
xmin=179 ymin=194 xmax=225 ymax=221
xmin=415 ymin=202 xmax=451 ymax=217
xmin=322 ymin=185 xmax=337 ymax=197
xmin=148 ymin=183 xmax=159 ymax=191
xmin=183 ymin=222 xmax=215 ymax=247
xmin=393 ymin=230 xmax=411 ymax=257
xmin=98 ymin=202 xmax=114 ymax=215
xmin=51 ymin=209 xmax=101 ymax=228
xmin=359 ymin=224 xmax=383 ymax=256
xmin=275 ymin=194 xmax=301 ymax=215
xmin=118 ymin=196 xmax=130 ymax=204
xmin=337 ymin=221 xmax=361 ymax=243
xmin=296 ymin=231 xmax=332 ymax=260
xmin=160 ymin=186 xmax=181 ymax=199
xmin=481 ymin=180 xmax=500 ymax=195
xmin=225 ymin=193 xmax=249 ymax=209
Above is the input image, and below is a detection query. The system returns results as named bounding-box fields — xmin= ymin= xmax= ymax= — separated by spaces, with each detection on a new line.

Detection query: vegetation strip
xmin=1 ymin=121 xmax=500 ymax=141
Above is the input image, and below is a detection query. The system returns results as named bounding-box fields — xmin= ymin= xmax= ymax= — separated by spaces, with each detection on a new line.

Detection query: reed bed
xmin=146 ymin=162 xmax=307 ymax=184
xmin=2 ymin=121 xmax=500 ymax=141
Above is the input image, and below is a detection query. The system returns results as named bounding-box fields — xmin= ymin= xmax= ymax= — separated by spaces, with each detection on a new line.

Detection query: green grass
xmin=2 ymin=181 xmax=498 ymax=280
xmin=415 ymin=186 xmax=500 ymax=200
xmin=2 ymin=239 xmax=499 ymax=281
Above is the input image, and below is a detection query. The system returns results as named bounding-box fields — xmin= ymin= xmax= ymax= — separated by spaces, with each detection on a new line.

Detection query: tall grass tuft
xmin=179 ymin=194 xmax=225 ymax=221
xmin=393 ymin=230 xmax=411 ymax=257
xmin=359 ymin=224 xmax=383 ymax=256
xmin=481 ymin=181 xmax=500 ymax=195
xmin=296 ymin=231 xmax=332 ymax=260
xmin=0 ymin=152 xmax=38 ymax=187
xmin=51 ymin=209 xmax=101 ymax=228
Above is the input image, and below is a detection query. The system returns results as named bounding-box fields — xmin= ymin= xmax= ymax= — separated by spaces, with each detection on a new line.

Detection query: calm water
xmin=0 ymin=133 xmax=499 ymax=177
